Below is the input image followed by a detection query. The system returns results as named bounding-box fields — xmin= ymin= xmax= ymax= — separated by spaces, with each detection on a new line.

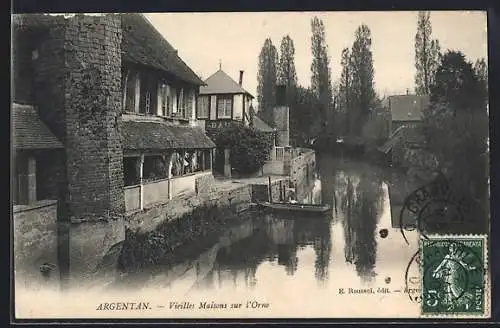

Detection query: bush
xmin=209 ymin=123 xmax=273 ymax=174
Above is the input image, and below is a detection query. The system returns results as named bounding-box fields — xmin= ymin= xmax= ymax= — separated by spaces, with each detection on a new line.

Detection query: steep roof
xmin=12 ymin=103 xmax=64 ymax=150
xmin=12 ymin=14 xmax=205 ymax=86
xmin=121 ymin=121 xmax=216 ymax=152
xmin=200 ymin=69 xmax=254 ymax=97
xmin=121 ymin=13 xmax=205 ymax=86
xmin=389 ymin=94 xmax=430 ymax=122
xmin=252 ymin=116 xmax=274 ymax=133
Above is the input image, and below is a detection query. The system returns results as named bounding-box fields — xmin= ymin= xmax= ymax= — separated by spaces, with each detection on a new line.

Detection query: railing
xmin=124 ymin=171 xmax=213 ymax=213
xmin=275 ymin=147 xmax=285 ymax=161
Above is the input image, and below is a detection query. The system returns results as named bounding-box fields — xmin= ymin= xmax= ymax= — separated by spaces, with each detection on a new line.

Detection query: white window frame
xmin=217 ymin=96 xmax=232 ymax=119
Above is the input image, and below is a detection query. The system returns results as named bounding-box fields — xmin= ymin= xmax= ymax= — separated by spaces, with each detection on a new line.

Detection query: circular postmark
xmin=398 ymin=176 xmax=472 ymax=245
xmin=421 ymin=239 xmax=485 ymax=314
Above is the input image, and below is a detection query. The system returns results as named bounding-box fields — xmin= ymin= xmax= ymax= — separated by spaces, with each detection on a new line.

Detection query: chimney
xmin=239 ymin=70 xmax=244 ymax=86
xmin=273 ymin=85 xmax=290 ymax=147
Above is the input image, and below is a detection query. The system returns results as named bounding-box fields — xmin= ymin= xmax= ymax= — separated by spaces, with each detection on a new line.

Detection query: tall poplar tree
xmin=257 ymin=38 xmax=278 ymax=126
xmin=338 ymin=47 xmax=353 ymax=136
xmin=310 ymin=17 xmax=334 ymax=129
xmin=349 ymin=24 xmax=376 ymax=136
xmin=278 ymin=35 xmax=298 ymax=92
xmin=415 ymin=11 xmax=441 ymax=95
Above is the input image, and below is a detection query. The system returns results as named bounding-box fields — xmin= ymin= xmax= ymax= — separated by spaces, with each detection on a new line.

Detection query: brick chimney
xmin=273 ymin=85 xmax=290 ymax=147
xmin=239 ymin=70 xmax=244 ymax=86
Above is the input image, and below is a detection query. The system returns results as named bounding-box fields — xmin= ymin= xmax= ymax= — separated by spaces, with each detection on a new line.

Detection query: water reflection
xmin=198 ymin=213 xmax=332 ymax=290
xmin=321 ymin=158 xmax=385 ymax=282
xmin=116 ymin=156 xmax=403 ymax=294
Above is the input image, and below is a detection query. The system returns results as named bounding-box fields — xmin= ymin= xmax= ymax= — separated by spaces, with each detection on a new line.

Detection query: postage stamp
xmin=420 ymin=235 xmax=489 ymax=317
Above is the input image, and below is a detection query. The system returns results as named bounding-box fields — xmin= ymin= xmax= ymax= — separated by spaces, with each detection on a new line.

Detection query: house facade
xmin=378 ymin=94 xmax=430 ymax=166
xmin=197 ymin=69 xmax=255 ymax=129
xmin=388 ymin=94 xmax=430 ymax=134
xmin=12 ymin=13 xmax=216 ymax=220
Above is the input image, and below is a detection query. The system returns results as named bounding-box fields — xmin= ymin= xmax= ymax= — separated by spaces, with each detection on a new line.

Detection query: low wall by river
xmin=126 ymin=174 xmax=253 ymax=234
xmin=289 ymin=148 xmax=316 ymax=200
xmin=13 ymin=200 xmax=60 ymax=292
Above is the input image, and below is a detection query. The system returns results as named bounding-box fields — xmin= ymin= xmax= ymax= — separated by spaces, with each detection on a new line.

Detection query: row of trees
xmin=256 ymin=18 xmax=335 ymax=147
xmin=257 ymin=17 xmax=384 ymax=148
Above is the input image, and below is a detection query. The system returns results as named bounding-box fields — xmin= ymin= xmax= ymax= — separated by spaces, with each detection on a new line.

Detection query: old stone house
xmin=12 ymin=13 xmax=216 ymax=221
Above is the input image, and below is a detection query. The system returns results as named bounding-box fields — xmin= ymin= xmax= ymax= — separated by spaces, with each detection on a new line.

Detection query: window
xmin=143 ymin=155 xmax=168 ymax=182
xmin=124 ymin=71 xmax=137 ymax=112
xmin=197 ymin=95 xmax=209 ymax=118
xmin=138 ymin=74 xmax=157 ymax=115
xmin=159 ymin=83 xmax=171 ymax=117
xmin=185 ymin=90 xmax=193 ymax=119
xmin=123 ymin=157 xmax=140 ymax=186
xmin=177 ymin=88 xmax=184 ymax=116
xmin=217 ymin=95 xmax=232 ymax=118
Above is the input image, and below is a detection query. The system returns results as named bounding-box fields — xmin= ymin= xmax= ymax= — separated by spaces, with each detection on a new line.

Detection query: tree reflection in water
xmin=339 ymin=170 xmax=384 ymax=282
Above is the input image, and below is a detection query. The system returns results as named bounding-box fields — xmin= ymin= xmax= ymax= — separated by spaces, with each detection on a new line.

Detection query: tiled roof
xmin=252 ymin=116 xmax=274 ymax=133
xmin=13 ymin=14 xmax=205 ymax=86
xmin=120 ymin=14 xmax=205 ymax=86
xmin=389 ymin=94 xmax=430 ymax=122
xmin=200 ymin=70 xmax=254 ymax=97
xmin=12 ymin=103 xmax=64 ymax=150
xmin=120 ymin=120 xmax=216 ymax=151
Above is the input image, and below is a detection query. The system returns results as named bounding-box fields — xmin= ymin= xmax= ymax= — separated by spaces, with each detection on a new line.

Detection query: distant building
xmin=378 ymin=94 xmax=430 ymax=165
xmin=388 ymin=94 xmax=430 ymax=133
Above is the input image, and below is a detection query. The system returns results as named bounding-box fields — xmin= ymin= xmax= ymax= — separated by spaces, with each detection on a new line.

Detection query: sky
xmin=145 ymin=11 xmax=487 ymax=104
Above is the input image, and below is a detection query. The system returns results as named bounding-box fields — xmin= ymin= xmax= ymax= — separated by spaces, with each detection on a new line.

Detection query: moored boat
xmin=256 ymin=201 xmax=332 ymax=216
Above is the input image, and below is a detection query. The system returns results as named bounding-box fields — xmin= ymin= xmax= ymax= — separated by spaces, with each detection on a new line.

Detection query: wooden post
xmin=268 ymin=176 xmax=272 ymax=203
xmin=168 ymin=153 xmax=173 ymax=200
xmin=224 ymin=148 xmax=231 ymax=178
xmin=139 ymin=154 xmax=144 ymax=210
xmin=27 ymin=156 xmax=36 ymax=204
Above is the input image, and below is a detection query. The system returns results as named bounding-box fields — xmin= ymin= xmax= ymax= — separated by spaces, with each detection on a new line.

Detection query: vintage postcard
xmin=11 ymin=10 xmax=490 ymax=319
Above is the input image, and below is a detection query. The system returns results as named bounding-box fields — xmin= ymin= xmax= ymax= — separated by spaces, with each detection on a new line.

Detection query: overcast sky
xmin=145 ymin=11 xmax=487 ymax=102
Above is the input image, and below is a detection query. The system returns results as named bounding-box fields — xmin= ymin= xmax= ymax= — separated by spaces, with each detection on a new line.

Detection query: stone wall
xmin=127 ymin=183 xmax=253 ymax=234
xmin=66 ymin=217 xmax=125 ymax=288
xmin=195 ymin=173 xmax=217 ymax=195
xmin=262 ymin=160 xmax=285 ymax=176
xmin=13 ymin=200 xmax=60 ymax=291
xmin=288 ymin=148 xmax=316 ymax=200
xmin=251 ymin=179 xmax=289 ymax=203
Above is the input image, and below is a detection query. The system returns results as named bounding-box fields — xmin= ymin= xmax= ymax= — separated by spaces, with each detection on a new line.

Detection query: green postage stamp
xmin=420 ymin=235 xmax=489 ymax=317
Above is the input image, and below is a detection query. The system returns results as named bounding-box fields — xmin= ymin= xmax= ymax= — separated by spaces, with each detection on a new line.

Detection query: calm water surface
xmin=115 ymin=155 xmax=420 ymax=312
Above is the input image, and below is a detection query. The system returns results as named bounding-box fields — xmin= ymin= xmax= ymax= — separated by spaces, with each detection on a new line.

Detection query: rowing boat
xmin=256 ymin=201 xmax=332 ymax=215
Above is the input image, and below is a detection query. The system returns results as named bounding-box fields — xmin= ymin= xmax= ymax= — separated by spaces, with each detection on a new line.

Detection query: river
xmin=103 ymin=154 xmax=422 ymax=318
